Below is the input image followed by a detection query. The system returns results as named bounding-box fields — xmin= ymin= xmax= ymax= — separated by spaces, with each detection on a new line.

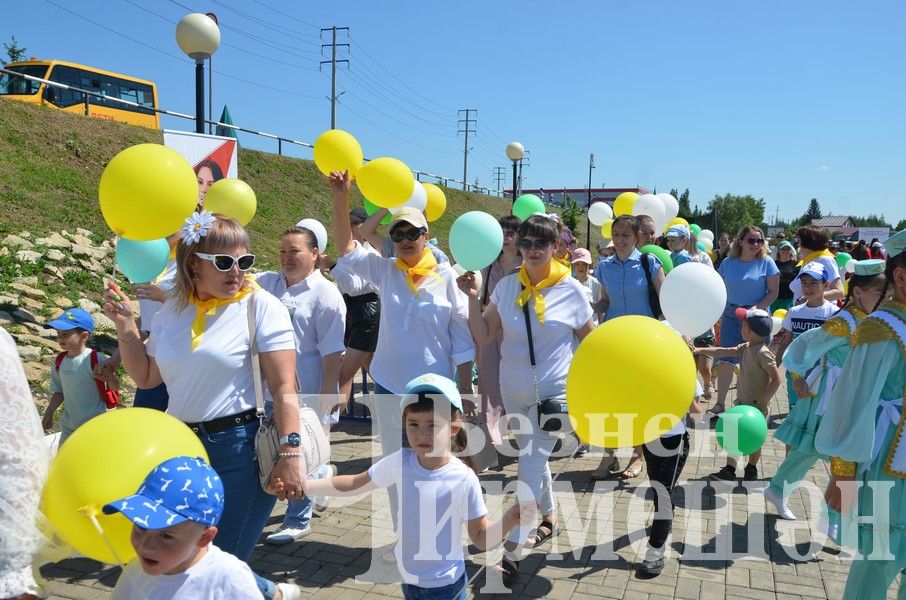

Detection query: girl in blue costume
xmin=763 ymin=260 xmax=888 ymax=522
xmin=815 ymin=231 xmax=906 ymax=600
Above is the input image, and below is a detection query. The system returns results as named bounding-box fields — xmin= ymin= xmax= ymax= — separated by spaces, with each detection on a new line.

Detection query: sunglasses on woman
xmin=195 ymin=252 xmax=256 ymax=272
xmin=516 ymin=238 xmax=553 ymax=251
xmin=389 ymin=227 xmax=426 ymax=243
xmin=746 ymin=237 xmax=765 ymax=245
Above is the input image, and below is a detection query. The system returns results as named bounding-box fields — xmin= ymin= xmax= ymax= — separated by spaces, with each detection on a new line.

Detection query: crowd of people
xmin=3 ymin=173 xmax=906 ymax=599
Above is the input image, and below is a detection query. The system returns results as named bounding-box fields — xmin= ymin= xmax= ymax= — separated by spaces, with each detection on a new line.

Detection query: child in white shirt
xmin=294 ymin=374 xmax=532 ymax=599
xmin=105 ymin=456 xmax=260 ymax=599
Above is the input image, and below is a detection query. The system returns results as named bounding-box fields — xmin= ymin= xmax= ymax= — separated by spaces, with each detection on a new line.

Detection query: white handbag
xmin=247 ymin=292 xmax=330 ymax=493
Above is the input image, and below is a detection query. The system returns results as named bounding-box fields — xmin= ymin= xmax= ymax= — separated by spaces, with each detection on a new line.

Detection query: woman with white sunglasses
xmin=104 ymin=212 xmax=303 ymax=600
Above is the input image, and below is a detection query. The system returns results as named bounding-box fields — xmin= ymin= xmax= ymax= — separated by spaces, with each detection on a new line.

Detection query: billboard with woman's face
xmin=163 ymin=130 xmax=238 ymax=207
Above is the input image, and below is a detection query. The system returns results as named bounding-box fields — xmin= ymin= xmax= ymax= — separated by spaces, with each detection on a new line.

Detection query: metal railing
xmin=0 ymin=67 xmax=505 ymax=197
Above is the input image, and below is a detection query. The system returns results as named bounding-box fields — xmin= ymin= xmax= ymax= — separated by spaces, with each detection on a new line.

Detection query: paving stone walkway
xmin=40 ymin=379 xmax=899 ymax=599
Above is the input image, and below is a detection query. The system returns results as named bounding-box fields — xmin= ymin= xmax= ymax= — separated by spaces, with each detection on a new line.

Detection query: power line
xmin=338 ymin=99 xmax=457 ymax=156
xmin=249 ymin=0 xmax=321 ymax=32
xmin=343 ymin=68 xmax=451 ymax=129
xmin=208 ymin=0 xmax=322 ymax=44
xmin=458 ymin=109 xmax=477 ymax=191
xmin=336 ymin=83 xmax=455 ymax=138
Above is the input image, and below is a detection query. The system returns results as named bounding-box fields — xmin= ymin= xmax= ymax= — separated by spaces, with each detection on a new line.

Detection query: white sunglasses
xmin=195 ymin=252 xmax=256 ymax=272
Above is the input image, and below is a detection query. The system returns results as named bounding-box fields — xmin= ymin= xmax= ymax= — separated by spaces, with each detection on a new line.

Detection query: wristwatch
xmin=278 ymin=432 xmax=301 ymax=447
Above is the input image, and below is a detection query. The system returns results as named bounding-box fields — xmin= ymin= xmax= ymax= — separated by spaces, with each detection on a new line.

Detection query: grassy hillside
xmin=0 ymin=98 xmax=516 ymax=269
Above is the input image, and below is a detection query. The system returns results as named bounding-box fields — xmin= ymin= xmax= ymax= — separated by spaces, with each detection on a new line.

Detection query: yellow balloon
xmin=613 ymin=191 xmax=639 ymax=217
xmin=663 ymin=217 xmax=689 ymax=233
xmin=99 ymin=144 xmax=198 ymax=241
xmin=601 ymin=219 xmax=613 ymax=238
xmin=42 ymin=409 xmax=208 ymax=564
xmin=423 ymin=183 xmax=447 ymax=222
xmin=567 ymin=316 xmax=697 ymax=448
xmin=773 ymin=308 xmax=788 ymax=320
xmin=313 ymin=129 xmax=363 ymax=177
xmin=203 ymin=178 xmax=257 ymax=226
xmin=355 ymin=157 xmax=415 ymax=208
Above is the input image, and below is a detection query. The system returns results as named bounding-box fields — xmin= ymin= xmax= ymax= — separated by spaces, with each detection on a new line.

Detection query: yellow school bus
xmin=0 ymin=59 xmax=160 ymax=129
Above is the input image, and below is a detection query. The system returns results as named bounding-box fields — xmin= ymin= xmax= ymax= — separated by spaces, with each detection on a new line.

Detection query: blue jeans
xmin=133 ymin=382 xmax=169 ymax=411
xmin=197 ymin=420 xmax=279 ymax=599
xmin=401 ymin=572 xmax=467 ymax=600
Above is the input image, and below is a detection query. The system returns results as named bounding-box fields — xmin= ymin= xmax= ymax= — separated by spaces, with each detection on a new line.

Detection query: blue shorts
xmin=718 ymin=307 xmax=743 ymax=365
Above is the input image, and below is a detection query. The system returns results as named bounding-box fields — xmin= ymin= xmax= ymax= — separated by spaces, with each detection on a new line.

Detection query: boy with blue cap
xmin=41 ymin=307 xmax=118 ymax=443
xmin=665 ymin=224 xmax=693 ymax=267
xmin=105 ymin=456 xmax=260 ymax=599
xmin=775 ymin=261 xmax=837 ymax=410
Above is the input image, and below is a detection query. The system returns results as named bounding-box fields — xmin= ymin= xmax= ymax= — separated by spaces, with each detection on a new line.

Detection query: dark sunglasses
xmin=746 ymin=238 xmax=765 ymax=245
xmin=195 ymin=252 xmax=256 ymax=272
xmin=390 ymin=227 xmax=426 ymax=243
xmin=517 ymin=238 xmax=553 ymax=251
xmin=502 ymin=229 xmax=518 ymax=238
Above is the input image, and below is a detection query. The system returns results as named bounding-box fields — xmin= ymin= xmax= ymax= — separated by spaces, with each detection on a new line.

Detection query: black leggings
xmin=642 ymin=432 xmax=690 ymax=549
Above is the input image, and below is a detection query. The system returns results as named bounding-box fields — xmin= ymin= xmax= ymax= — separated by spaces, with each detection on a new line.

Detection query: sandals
xmin=527 ymin=520 xmax=558 ymax=547
xmin=500 ymin=555 xmax=519 ymax=588
xmin=621 ymin=464 xmax=643 ymax=479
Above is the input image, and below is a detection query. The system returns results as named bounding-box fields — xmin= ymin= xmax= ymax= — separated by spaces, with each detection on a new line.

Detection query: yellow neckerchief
xmin=168 ymin=247 xmax=177 ymax=260
xmin=796 ymin=248 xmax=835 ymax=267
xmin=555 ymin=256 xmax=572 ymax=268
xmin=395 ymin=249 xmax=441 ymax=294
xmin=189 ymin=276 xmax=258 ymax=351
xmin=516 ymin=260 xmax=571 ymax=325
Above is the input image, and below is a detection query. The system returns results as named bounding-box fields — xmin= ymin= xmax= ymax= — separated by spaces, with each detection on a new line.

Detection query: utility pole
xmin=493 ymin=166 xmax=506 ymax=193
xmin=586 ymin=152 xmax=595 ymax=250
xmin=458 ymin=109 xmax=477 ymax=191
xmin=320 ymin=26 xmax=349 ymax=129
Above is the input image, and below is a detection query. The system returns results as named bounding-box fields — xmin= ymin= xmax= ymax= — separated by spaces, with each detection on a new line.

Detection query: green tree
xmin=895 ymin=219 xmax=906 ymax=232
xmin=851 ymin=214 xmax=891 ymax=228
xmin=3 ymin=36 xmax=26 ymax=63
xmin=799 ymin=198 xmax=823 ymax=224
xmin=670 ymin=188 xmax=692 ymax=219
xmin=560 ymin=194 xmax=584 ymax=233
xmin=709 ymin=194 xmax=766 ymax=237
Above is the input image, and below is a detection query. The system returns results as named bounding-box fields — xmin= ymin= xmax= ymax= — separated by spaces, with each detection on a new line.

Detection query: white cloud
xmin=817 ymin=165 xmax=831 ymax=171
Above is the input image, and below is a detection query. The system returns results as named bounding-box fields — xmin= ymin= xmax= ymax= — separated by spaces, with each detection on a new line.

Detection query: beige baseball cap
xmin=389 ymin=207 xmax=428 ymax=231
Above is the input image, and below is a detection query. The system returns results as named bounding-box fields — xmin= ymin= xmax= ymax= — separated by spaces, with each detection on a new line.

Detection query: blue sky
xmin=5 ymin=1 xmax=906 ymax=225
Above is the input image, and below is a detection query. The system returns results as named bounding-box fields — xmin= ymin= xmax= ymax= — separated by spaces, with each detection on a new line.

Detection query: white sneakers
xmin=276 ymin=582 xmax=302 ymax=600
xmin=764 ymin=486 xmax=798 ymax=520
xmin=312 ymin=464 xmax=338 ymax=513
xmin=266 ymin=525 xmax=312 ymax=545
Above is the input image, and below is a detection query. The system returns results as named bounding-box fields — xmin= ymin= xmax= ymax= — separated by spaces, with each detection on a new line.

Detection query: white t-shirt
xmin=690 ymin=250 xmax=713 ymax=268
xmin=368 ymin=449 xmax=486 ymax=588
xmin=147 ymin=290 xmax=295 ymax=422
xmin=111 ymin=544 xmax=259 ymax=599
xmin=257 ymin=270 xmax=346 ymax=394
xmin=331 ymin=242 xmax=381 ymax=297
xmin=49 ymin=349 xmax=108 ymax=436
xmin=337 ymin=241 xmax=474 ymax=393
xmin=782 ymin=300 xmax=837 ymax=340
xmin=138 ymin=259 xmax=178 ymax=333
xmin=491 ymin=274 xmax=593 ymax=399
xmin=789 ymin=255 xmax=841 ymax=299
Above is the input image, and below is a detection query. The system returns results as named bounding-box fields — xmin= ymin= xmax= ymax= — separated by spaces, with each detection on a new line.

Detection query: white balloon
xmin=588 ymin=201 xmax=614 ymax=226
xmin=699 ymin=229 xmax=715 ymax=242
xmin=660 ymin=262 xmax=727 ymax=338
xmin=771 ymin=316 xmax=783 ymax=337
xmin=657 ymin=193 xmax=679 ymax=222
xmin=633 ymin=194 xmax=667 ymax=234
xmin=699 ymin=238 xmax=714 ymax=252
xmin=295 ymin=218 xmax=328 ymax=253
xmin=389 ymin=181 xmax=428 ymax=215
xmin=452 ymin=263 xmax=483 ymax=291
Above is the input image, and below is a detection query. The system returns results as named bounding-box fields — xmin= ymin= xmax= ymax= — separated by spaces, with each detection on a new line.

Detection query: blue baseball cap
xmin=103 ymin=456 xmax=224 ymax=530
xmin=665 ymin=224 xmax=690 ymax=239
xmin=43 ymin=307 xmax=94 ymax=334
xmin=403 ymin=373 xmax=464 ymax=414
xmin=797 ymin=261 xmax=829 ymax=282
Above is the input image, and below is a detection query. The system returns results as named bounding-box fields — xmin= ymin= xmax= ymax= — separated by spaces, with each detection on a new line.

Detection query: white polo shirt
xmin=147 ymin=290 xmax=295 ymax=422
xmin=337 ymin=241 xmax=474 ymax=393
xmin=257 ymin=270 xmax=346 ymax=394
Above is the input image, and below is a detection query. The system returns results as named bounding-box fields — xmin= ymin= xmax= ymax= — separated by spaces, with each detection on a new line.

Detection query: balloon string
xmin=110 ymin=236 xmax=118 ymax=283
xmin=81 ymin=505 xmax=125 ymax=566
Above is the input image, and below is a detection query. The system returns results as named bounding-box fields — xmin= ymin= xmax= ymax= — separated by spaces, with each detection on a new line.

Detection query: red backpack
xmin=54 ymin=350 xmax=120 ymax=409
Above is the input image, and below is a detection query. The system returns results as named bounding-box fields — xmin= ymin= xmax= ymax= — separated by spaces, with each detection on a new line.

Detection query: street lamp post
xmin=586 ymin=153 xmax=595 ymax=250
xmin=176 ymin=13 xmax=221 ymax=134
xmin=505 ymin=141 xmax=524 ymax=206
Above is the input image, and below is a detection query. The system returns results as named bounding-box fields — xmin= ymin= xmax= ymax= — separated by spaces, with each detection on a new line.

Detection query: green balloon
xmin=363 ymin=198 xmax=391 ymax=225
xmin=835 ymin=252 xmax=853 ymax=269
xmin=690 ymin=224 xmax=702 ymax=236
xmin=716 ymin=405 xmax=768 ymax=456
xmin=639 ymin=244 xmax=674 ymax=274
xmin=513 ymin=194 xmax=545 ymax=221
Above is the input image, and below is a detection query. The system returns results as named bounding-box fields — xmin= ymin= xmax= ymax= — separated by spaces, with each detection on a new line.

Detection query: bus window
xmin=0 ymin=65 xmax=48 ymax=95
